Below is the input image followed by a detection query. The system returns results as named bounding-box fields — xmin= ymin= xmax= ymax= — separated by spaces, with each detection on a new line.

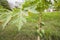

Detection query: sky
xmin=7 ymin=0 xmax=24 ymax=4
xmin=7 ymin=0 xmax=24 ymax=9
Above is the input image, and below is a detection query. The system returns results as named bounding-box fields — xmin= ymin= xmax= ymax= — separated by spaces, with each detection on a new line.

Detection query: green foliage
xmin=42 ymin=12 xmax=60 ymax=40
xmin=0 ymin=7 xmax=27 ymax=31
xmin=0 ymin=0 xmax=60 ymax=40
xmin=53 ymin=0 xmax=60 ymax=11
xmin=0 ymin=0 xmax=11 ymax=10
xmin=23 ymin=0 xmax=52 ymax=12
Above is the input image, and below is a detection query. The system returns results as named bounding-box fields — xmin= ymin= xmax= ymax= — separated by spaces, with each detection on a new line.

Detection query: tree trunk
xmin=37 ymin=12 xmax=42 ymax=40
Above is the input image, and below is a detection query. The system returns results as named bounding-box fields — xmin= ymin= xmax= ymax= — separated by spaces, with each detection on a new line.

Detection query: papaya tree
xmin=23 ymin=0 xmax=60 ymax=40
xmin=22 ymin=0 xmax=53 ymax=40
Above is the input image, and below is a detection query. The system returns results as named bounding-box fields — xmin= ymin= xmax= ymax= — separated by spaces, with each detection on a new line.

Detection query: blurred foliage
xmin=0 ymin=0 xmax=60 ymax=40
xmin=53 ymin=0 xmax=60 ymax=11
xmin=0 ymin=0 xmax=11 ymax=10
xmin=22 ymin=0 xmax=52 ymax=12
xmin=0 ymin=7 xmax=27 ymax=31
xmin=42 ymin=11 xmax=60 ymax=40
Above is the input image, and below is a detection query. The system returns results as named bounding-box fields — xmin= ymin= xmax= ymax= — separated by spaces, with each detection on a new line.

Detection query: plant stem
xmin=37 ymin=12 xmax=42 ymax=40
